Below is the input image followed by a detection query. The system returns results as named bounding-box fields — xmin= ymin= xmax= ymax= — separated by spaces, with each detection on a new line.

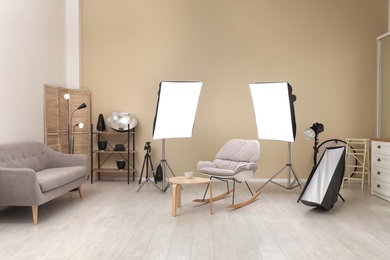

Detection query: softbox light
xmin=251 ymin=82 xmax=303 ymax=191
xmin=153 ymin=81 xmax=203 ymax=140
xmin=298 ymin=146 xmax=346 ymax=210
xmin=138 ymin=81 xmax=202 ymax=193
xmin=249 ymin=82 xmax=297 ymax=143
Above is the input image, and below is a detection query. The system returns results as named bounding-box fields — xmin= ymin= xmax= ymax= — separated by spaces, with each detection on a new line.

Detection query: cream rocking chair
xmin=194 ymin=139 xmax=261 ymax=209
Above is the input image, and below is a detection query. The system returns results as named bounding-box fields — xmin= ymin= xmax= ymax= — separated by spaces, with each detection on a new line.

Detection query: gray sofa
xmin=0 ymin=142 xmax=88 ymax=224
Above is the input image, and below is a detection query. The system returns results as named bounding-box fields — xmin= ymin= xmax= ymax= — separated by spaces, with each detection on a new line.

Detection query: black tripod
xmin=137 ymin=142 xmax=157 ymax=191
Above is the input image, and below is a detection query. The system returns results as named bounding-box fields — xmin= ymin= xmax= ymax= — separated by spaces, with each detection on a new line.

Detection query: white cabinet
xmin=371 ymin=139 xmax=390 ymax=201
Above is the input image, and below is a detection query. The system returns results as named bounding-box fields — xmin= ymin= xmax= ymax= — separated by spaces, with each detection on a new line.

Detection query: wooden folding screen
xmin=44 ymin=84 xmax=91 ymax=159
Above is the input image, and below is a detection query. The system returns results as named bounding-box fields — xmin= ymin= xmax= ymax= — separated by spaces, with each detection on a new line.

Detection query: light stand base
xmin=257 ymin=142 xmax=303 ymax=192
xmin=159 ymin=159 xmax=176 ymax=192
xmin=137 ymin=162 xmax=163 ymax=192
xmin=257 ymin=163 xmax=302 ymax=191
xmin=137 ymin=139 xmax=176 ymax=193
xmin=137 ymin=159 xmax=175 ymax=192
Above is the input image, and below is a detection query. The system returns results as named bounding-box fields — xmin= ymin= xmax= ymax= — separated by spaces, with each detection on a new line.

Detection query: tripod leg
xmin=161 ymin=160 xmax=176 ymax=184
xmin=256 ymin=165 xmax=288 ymax=192
xmin=165 ymin=161 xmax=176 ymax=177
xmin=289 ymin=165 xmax=304 ymax=189
xmin=338 ymin=193 xmax=345 ymax=202
xmin=147 ymin=156 xmax=157 ymax=183
xmin=138 ymin=155 xmax=148 ymax=184
xmin=137 ymin=164 xmax=164 ymax=192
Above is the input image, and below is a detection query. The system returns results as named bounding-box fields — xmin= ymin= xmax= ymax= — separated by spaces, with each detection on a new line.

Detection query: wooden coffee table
xmin=169 ymin=176 xmax=212 ymax=217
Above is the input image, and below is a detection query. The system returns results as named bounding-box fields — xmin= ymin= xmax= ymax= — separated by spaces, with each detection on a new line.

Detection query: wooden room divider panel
xmin=44 ymin=85 xmax=91 ymax=165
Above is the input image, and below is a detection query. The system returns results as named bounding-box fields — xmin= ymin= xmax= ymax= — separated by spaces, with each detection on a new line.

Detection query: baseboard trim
xmin=129 ymin=177 xmax=309 ymax=183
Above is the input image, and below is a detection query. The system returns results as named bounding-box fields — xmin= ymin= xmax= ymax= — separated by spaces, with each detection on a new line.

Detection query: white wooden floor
xmin=0 ymin=180 xmax=390 ymax=260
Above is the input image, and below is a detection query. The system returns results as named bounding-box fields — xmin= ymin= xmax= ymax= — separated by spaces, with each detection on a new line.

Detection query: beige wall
xmin=81 ymin=0 xmax=388 ymax=180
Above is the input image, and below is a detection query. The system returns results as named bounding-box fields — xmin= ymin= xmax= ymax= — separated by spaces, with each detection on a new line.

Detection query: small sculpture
xmin=97 ymin=114 xmax=106 ymax=132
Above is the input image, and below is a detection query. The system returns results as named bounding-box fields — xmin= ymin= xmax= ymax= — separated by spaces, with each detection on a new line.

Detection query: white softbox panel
xmin=153 ymin=81 xmax=202 ymax=139
xmin=249 ymin=82 xmax=297 ymax=142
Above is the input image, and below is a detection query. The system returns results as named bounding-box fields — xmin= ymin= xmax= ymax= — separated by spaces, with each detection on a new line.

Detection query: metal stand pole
xmin=257 ymin=142 xmax=303 ymax=192
xmin=159 ymin=139 xmax=176 ymax=192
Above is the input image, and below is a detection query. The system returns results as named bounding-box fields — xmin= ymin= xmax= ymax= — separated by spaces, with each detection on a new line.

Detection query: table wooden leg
xmin=172 ymin=183 xmax=182 ymax=217
xmin=209 ymin=182 xmax=213 ymax=215
xmin=177 ymin=184 xmax=181 ymax=208
xmin=172 ymin=183 xmax=178 ymax=217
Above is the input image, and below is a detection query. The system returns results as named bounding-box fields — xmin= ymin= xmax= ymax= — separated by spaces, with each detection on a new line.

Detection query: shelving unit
xmin=90 ymin=124 xmax=136 ymax=184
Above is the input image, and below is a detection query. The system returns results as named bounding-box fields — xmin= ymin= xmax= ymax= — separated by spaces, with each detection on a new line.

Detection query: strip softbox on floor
xmin=298 ymin=146 xmax=346 ymax=210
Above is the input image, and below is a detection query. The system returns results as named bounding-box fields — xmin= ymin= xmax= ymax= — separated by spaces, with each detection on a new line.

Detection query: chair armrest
xmin=0 ymin=167 xmax=42 ymax=205
xmin=46 ymin=151 xmax=88 ymax=170
xmin=232 ymin=163 xmax=258 ymax=182
xmin=233 ymin=162 xmax=257 ymax=174
xmin=197 ymin=161 xmax=216 ymax=170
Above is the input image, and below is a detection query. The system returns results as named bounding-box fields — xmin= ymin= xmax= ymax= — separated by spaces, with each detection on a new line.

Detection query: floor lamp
xmin=137 ymin=81 xmax=203 ymax=193
xmin=64 ymin=92 xmax=87 ymax=154
xmin=249 ymin=82 xmax=303 ymax=191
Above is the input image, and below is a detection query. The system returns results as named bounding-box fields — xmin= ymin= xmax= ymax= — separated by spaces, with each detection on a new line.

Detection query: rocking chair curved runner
xmin=194 ymin=139 xmax=261 ymax=209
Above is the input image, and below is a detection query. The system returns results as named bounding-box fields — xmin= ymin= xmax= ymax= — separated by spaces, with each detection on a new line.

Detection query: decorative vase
xmin=116 ymin=160 xmax=126 ymax=170
xmin=97 ymin=114 xmax=106 ymax=132
xmin=114 ymin=144 xmax=125 ymax=151
xmin=97 ymin=141 xmax=107 ymax=151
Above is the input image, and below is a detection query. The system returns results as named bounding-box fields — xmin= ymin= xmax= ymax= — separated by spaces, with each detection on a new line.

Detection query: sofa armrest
xmin=0 ymin=167 xmax=42 ymax=206
xmin=46 ymin=151 xmax=88 ymax=170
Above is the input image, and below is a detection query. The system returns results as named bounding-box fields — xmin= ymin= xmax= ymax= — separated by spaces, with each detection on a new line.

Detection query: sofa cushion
xmin=36 ymin=166 xmax=86 ymax=193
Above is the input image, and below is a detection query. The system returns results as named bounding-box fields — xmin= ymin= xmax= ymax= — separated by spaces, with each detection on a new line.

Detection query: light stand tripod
xmin=257 ymin=142 xmax=303 ymax=191
xmin=145 ymin=81 xmax=202 ymax=193
xmin=137 ymin=139 xmax=176 ymax=192
xmin=156 ymin=139 xmax=176 ymax=192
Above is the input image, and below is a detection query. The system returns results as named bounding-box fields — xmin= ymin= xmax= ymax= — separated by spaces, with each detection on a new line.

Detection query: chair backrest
xmin=213 ymin=139 xmax=260 ymax=171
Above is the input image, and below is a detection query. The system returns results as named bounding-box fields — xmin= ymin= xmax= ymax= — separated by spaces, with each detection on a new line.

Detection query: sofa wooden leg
xmin=78 ymin=186 xmax=83 ymax=198
xmin=32 ymin=205 xmax=38 ymax=225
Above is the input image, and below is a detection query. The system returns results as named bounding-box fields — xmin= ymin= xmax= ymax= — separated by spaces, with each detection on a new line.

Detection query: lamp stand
xmin=67 ymin=123 xmax=72 ymax=154
xmin=66 ymin=96 xmax=71 ymax=154
xmin=137 ymin=139 xmax=176 ymax=192
xmin=312 ymin=133 xmax=320 ymax=167
xmin=72 ymin=124 xmax=77 ymax=154
xmin=69 ymin=114 xmax=76 ymax=154
xmin=257 ymin=142 xmax=303 ymax=191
